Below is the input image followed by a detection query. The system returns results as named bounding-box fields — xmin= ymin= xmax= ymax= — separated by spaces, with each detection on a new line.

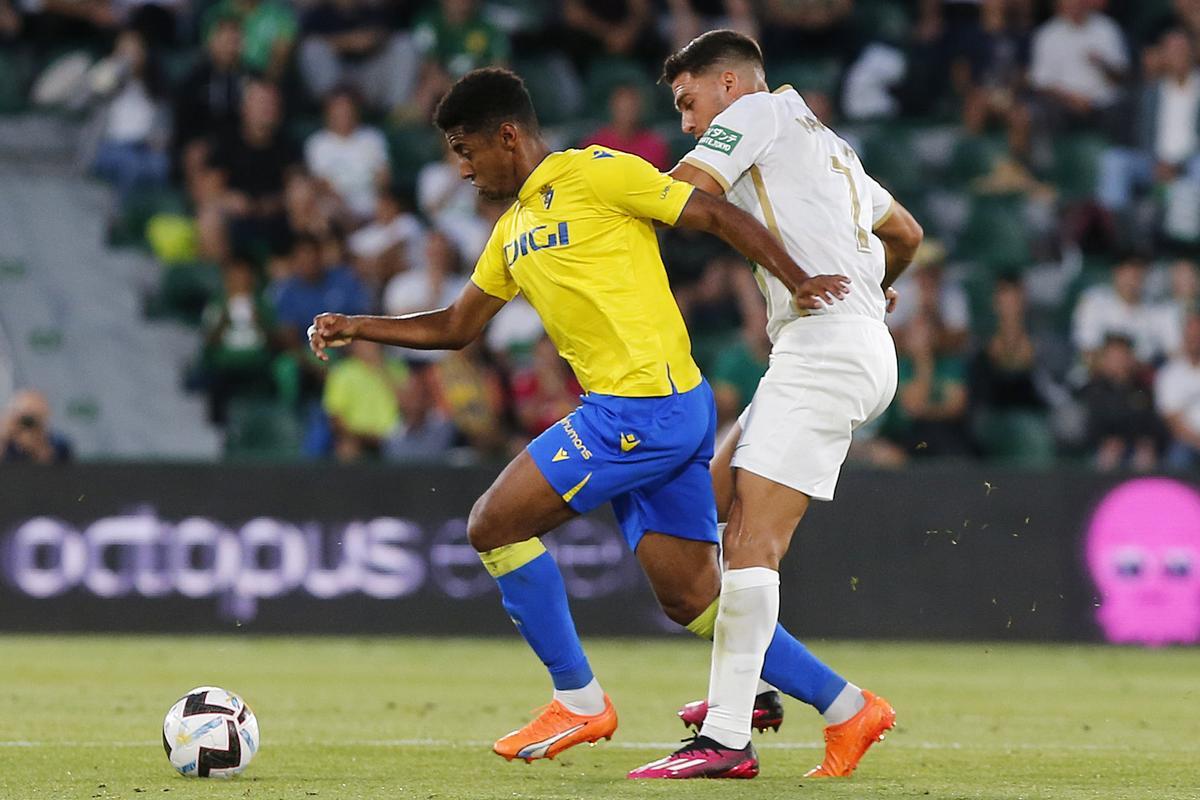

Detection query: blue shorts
xmin=527 ymin=380 xmax=718 ymax=552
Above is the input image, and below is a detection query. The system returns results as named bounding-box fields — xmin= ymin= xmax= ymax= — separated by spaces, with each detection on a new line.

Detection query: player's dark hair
xmin=434 ymin=68 xmax=539 ymax=135
xmin=660 ymin=29 xmax=764 ymax=84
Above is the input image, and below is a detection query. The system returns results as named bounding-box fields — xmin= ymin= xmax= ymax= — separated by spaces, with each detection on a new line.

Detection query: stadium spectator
xmin=202 ymin=0 xmax=297 ymax=81
xmin=1071 ymin=254 xmax=1177 ymax=365
xmin=511 ymin=336 xmax=583 ymax=438
xmin=1097 ymin=30 xmax=1200 ymax=228
xmin=283 ymin=172 xmax=338 ymax=244
xmin=195 ymin=80 xmax=300 ymax=262
xmin=428 ymin=340 xmax=509 ymax=457
xmin=664 ymin=0 xmax=757 ymax=52
xmin=760 ymin=0 xmax=856 ymax=63
xmin=0 ymin=0 xmax=20 ymax=40
xmin=1027 ymin=0 xmax=1128 ymax=136
xmin=199 ymin=256 xmax=279 ymax=425
xmin=883 ymin=315 xmax=973 ymax=458
xmin=385 ymin=367 xmax=457 ymax=460
xmin=581 ymin=83 xmax=670 ymax=170
xmin=1 ymin=390 xmax=73 ymax=464
xmin=298 ymin=0 xmax=420 ymax=114
xmin=408 ymin=0 xmax=510 ymax=119
xmin=972 ymin=275 xmax=1046 ymax=412
xmin=88 ymin=28 xmax=170 ymax=209
xmin=382 ymin=230 xmax=466 ymax=319
xmin=271 ymin=234 xmax=371 ymax=349
xmin=1156 ymin=311 xmax=1200 ymax=468
xmin=559 ymin=0 xmax=662 ymax=71
xmin=172 ymin=15 xmax=245 ymax=188
xmin=709 ymin=271 xmax=770 ymax=427
xmin=322 ymin=339 xmax=409 ymax=462
xmin=886 ymin=240 xmax=971 ymax=354
xmin=304 ymin=88 xmax=391 ymax=222
xmin=958 ymin=0 xmax=1032 ymax=144
xmin=484 ymin=296 xmax=546 ymax=367
xmin=1079 ymin=333 xmax=1161 ymax=470
xmin=348 ymin=185 xmax=425 ymax=297
xmin=417 ymin=140 xmax=478 ymax=234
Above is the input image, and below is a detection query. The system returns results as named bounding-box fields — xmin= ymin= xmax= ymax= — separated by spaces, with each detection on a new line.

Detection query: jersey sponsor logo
xmin=552 ymin=448 xmax=569 ymax=462
xmin=559 ymin=417 xmax=592 ymax=460
xmin=619 ymin=433 xmax=640 ymax=452
xmin=503 ymin=222 xmax=571 ymax=267
xmin=698 ymin=124 xmax=743 ymax=154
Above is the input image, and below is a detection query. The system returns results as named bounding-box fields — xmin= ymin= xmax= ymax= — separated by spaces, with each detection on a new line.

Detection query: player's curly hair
xmin=434 ymin=68 xmax=539 ymax=135
xmin=660 ymin=30 xmax=764 ymax=84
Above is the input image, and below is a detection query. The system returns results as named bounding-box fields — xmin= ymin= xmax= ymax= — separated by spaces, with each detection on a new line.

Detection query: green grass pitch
xmin=2 ymin=636 xmax=1198 ymax=799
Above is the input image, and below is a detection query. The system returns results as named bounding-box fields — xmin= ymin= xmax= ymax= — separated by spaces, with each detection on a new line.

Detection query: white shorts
xmin=734 ymin=315 xmax=897 ymax=502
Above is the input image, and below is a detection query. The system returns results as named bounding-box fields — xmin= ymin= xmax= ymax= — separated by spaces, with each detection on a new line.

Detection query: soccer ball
xmin=162 ymin=686 xmax=259 ymax=777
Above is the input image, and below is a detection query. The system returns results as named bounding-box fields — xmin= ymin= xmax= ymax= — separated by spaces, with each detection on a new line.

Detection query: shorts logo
xmin=619 ymin=433 xmax=641 ymax=452
xmin=559 ymin=417 xmax=592 ymax=460
xmin=698 ymin=125 xmax=743 ymax=154
xmin=552 ymin=448 xmax=569 ymax=462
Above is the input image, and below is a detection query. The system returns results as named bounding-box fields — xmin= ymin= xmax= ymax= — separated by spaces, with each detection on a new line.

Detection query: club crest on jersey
xmin=503 ymin=222 xmax=571 ymax=267
xmin=539 ymin=184 xmax=554 ymax=209
xmin=698 ymin=124 xmax=743 ymax=154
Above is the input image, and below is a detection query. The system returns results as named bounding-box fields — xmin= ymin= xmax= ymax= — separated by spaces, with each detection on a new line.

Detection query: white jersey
xmin=680 ymin=87 xmax=895 ymax=343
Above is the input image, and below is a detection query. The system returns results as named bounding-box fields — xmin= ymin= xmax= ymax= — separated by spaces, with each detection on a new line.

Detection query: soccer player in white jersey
xmin=629 ymin=31 xmax=924 ymax=780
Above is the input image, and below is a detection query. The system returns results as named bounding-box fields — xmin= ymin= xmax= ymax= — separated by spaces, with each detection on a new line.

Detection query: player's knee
xmin=466 ymin=496 xmax=503 ymax=553
xmin=658 ymin=589 xmax=717 ymax=628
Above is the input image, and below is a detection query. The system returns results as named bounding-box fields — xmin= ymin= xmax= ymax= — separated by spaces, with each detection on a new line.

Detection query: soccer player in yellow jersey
xmin=308 ymin=68 xmax=849 ymax=765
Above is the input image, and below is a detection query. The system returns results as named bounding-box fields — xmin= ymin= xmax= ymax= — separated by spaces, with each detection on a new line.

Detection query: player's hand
xmin=885 ymin=286 xmax=899 ymax=313
xmin=793 ymin=274 xmax=850 ymax=310
xmin=308 ymin=313 xmax=357 ymax=361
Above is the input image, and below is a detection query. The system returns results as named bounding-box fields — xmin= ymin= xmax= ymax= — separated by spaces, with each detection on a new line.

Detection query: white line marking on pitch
xmin=0 ymin=739 xmax=1188 ymax=754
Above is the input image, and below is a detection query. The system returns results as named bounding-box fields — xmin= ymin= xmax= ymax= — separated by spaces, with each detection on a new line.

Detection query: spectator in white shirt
xmin=347 ymin=185 xmax=424 ymax=296
xmin=1098 ymin=30 xmax=1200 ymax=215
xmin=304 ymin=87 xmax=390 ymax=221
xmin=1028 ymin=0 xmax=1127 ymax=131
xmin=1072 ymin=254 xmax=1178 ymax=366
xmin=1156 ymin=311 xmax=1200 ymax=468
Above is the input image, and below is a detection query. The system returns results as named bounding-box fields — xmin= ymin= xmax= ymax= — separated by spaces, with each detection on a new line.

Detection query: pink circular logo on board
xmin=1085 ymin=478 xmax=1200 ymax=646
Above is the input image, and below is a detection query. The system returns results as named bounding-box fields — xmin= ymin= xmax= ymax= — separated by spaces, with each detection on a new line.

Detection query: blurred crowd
xmin=5 ymin=0 xmax=1200 ymax=469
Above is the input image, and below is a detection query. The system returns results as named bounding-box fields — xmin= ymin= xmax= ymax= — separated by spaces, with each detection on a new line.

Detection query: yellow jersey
xmin=470 ymin=147 xmax=702 ymax=397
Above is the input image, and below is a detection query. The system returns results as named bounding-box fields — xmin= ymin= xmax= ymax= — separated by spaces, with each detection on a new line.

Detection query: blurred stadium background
xmin=1 ymin=0 xmax=1200 ymax=796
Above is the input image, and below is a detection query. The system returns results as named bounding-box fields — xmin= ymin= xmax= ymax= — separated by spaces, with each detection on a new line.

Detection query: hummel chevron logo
xmin=552 ymin=448 xmax=569 ymax=462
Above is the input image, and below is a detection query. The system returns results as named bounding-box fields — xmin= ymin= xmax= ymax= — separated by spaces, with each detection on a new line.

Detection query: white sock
xmin=822 ymin=682 xmax=866 ymax=725
xmin=716 ymin=525 xmax=776 ymax=700
xmin=699 ymin=567 xmax=780 ymax=750
xmin=554 ymin=677 xmax=606 ymax=716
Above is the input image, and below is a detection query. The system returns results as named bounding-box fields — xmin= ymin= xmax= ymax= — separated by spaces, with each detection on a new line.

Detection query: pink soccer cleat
xmin=628 ymin=736 xmax=759 ymax=779
xmin=678 ymin=690 xmax=784 ymax=733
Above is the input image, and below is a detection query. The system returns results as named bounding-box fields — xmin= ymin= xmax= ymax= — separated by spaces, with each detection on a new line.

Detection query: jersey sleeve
xmin=865 ymin=174 xmax=896 ymax=228
xmin=469 ymin=223 xmax=519 ymax=302
xmin=678 ymin=92 xmax=775 ymax=192
xmin=584 ymin=149 xmax=695 ymax=225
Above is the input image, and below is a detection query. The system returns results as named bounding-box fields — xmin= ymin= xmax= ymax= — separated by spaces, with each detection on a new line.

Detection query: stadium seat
xmin=387 ymin=124 xmax=444 ymax=196
xmin=768 ymin=58 xmax=842 ymax=97
xmin=1050 ymin=134 xmax=1107 ymax=203
xmin=974 ymin=410 xmax=1056 ymax=467
xmin=957 ymin=195 xmax=1031 ymax=273
xmin=858 ymin=123 xmax=923 ymax=198
xmin=108 ymin=186 xmax=189 ymax=249
xmin=584 ymin=56 xmax=653 ymax=111
xmin=946 ymin=134 xmax=1007 ymax=188
xmin=224 ymin=398 xmax=303 ymax=460
xmin=150 ymin=260 xmax=222 ymax=325
xmin=516 ymin=53 xmax=584 ymax=127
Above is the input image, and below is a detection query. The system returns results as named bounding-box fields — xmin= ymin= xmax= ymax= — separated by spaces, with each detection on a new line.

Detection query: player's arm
xmin=875 ymin=199 xmax=923 ymax=291
xmin=669 ymin=161 xmax=726 ymax=197
xmin=675 ymin=189 xmax=848 ymax=309
xmin=308 ymin=282 xmax=505 ymax=361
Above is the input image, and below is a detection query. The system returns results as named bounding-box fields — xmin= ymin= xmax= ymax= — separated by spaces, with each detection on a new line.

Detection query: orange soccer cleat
xmin=804 ymin=690 xmax=896 ymax=778
xmin=493 ymin=695 xmax=618 ymax=763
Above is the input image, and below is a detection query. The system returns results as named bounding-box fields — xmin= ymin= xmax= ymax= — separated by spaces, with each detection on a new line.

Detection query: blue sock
xmin=483 ymin=540 xmax=593 ymax=691
xmin=761 ymin=623 xmax=847 ymax=713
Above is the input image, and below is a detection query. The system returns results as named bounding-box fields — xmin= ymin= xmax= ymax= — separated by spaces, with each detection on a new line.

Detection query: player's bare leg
xmin=717 ymin=470 xmax=894 ymax=779
xmin=466 ymin=451 xmax=617 ymax=763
